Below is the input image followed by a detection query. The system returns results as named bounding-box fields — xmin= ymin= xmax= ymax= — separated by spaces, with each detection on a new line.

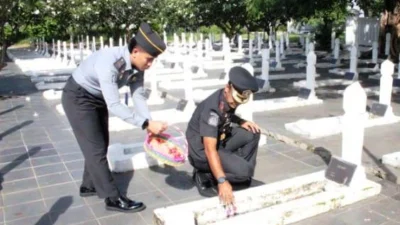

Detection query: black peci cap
xmin=228 ymin=66 xmax=259 ymax=104
xmin=134 ymin=22 xmax=166 ymax=57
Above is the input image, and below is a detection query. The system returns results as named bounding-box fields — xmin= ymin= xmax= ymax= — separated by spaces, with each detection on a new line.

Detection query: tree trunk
xmin=0 ymin=21 xmax=5 ymax=68
xmin=384 ymin=0 xmax=400 ymax=62
xmin=378 ymin=11 xmax=388 ymax=56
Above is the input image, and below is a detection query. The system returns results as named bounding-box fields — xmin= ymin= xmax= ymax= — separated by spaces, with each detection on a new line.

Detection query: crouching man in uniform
xmin=185 ymin=66 xmax=261 ymax=206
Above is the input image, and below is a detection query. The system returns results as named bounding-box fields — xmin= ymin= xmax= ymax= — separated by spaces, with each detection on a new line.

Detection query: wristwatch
xmin=217 ymin=176 xmax=227 ymax=184
xmin=141 ymin=119 xmax=149 ymax=130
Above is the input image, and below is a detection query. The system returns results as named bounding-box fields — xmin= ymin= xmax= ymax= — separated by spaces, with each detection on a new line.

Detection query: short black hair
xmin=128 ymin=37 xmax=137 ymax=53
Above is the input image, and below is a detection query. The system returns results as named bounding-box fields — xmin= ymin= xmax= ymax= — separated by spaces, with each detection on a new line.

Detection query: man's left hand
xmin=241 ymin=121 xmax=260 ymax=133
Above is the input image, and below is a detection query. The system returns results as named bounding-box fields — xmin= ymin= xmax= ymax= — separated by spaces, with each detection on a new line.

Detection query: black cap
xmin=228 ymin=66 xmax=259 ymax=104
xmin=135 ymin=22 xmax=166 ymax=57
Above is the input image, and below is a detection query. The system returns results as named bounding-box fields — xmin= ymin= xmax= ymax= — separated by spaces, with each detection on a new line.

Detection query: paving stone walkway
xmin=1 ymin=47 xmax=400 ymax=224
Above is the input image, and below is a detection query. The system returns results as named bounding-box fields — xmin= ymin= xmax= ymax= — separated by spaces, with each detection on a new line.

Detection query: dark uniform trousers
xmin=190 ymin=127 xmax=260 ymax=183
xmin=61 ymin=77 xmax=119 ymax=199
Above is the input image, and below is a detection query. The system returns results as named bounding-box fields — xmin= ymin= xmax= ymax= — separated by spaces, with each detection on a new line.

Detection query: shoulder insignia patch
xmin=207 ymin=111 xmax=219 ymax=127
xmin=113 ymin=57 xmax=126 ymax=73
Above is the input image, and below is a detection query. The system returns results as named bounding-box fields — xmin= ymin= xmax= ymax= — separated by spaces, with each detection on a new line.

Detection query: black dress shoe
xmin=105 ymin=195 xmax=146 ymax=213
xmin=79 ymin=186 xmax=96 ymax=197
xmin=193 ymin=170 xmax=218 ymax=198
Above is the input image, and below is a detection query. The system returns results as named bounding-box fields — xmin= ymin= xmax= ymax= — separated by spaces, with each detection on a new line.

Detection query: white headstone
xmin=100 ymin=36 xmax=104 ymax=49
xmin=163 ymin=30 xmax=167 ymax=45
xmin=69 ymin=42 xmax=75 ymax=65
xmin=349 ymin=45 xmax=359 ymax=80
xmin=306 ymin=45 xmax=317 ymax=97
xmin=249 ymin=39 xmax=254 ymax=65
xmin=280 ymin=33 xmax=285 ymax=59
xmin=238 ymin=35 xmax=243 ymax=53
xmin=369 ymin=41 xmax=377 ymax=63
xmin=223 ymin=38 xmax=231 ymax=82
xmin=341 ymin=82 xmax=367 ymax=187
xmin=285 ymin=32 xmax=290 ymax=51
xmin=109 ymin=38 xmax=113 ymax=47
xmin=62 ymin=41 xmax=68 ymax=63
xmin=260 ymin=49 xmax=270 ymax=90
xmin=119 ymin=37 xmax=123 ymax=47
xmin=56 ymin=40 xmax=61 ymax=61
xmin=86 ymin=36 xmax=90 ymax=51
xmin=275 ymin=41 xmax=282 ymax=68
xmin=331 ymin=31 xmax=336 ymax=50
xmin=92 ymin=36 xmax=96 ymax=52
xmin=147 ymin=59 xmax=165 ymax=105
xmin=305 ymin=35 xmax=310 ymax=55
xmin=379 ymin=60 xmax=395 ymax=117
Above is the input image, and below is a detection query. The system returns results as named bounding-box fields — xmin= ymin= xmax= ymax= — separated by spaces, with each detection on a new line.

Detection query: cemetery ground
xmin=1 ymin=49 xmax=400 ymax=225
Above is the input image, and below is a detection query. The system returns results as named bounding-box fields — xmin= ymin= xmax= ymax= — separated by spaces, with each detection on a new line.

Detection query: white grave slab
xmin=286 ymin=79 xmax=400 ymax=139
xmin=153 ymin=170 xmax=381 ymax=225
xmin=329 ymin=67 xmax=379 ymax=75
xmin=35 ymin=82 xmax=66 ymax=91
xmin=293 ymin=79 xmax=354 ymax=88
xmin=382 ymin=152 xmax=400 ymax=168
xmin=56 ymin=103 xmax=195 ymax=132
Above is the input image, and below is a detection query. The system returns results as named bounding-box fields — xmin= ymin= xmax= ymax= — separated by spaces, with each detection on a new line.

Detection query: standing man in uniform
xmin=185 ymin=66 xmax=261 ymax=207
xmin=61 ymin=22 xmax=167 ymax=213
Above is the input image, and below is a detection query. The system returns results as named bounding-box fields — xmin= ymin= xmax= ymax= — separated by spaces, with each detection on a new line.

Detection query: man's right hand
xmin=147 ymin=120 xmax=168 ymax=135
xmin=218 ymin=181 xmax=235 ymax=207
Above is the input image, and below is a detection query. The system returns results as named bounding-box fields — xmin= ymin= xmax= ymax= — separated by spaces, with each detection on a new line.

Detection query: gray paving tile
xmin=267 ymin=143 xmax=303 ymax=153
xmin=49 ymin=205 xmax=95 ymax=225
xmin=34 ymin=163 xmax=67 ymax=176
xmin=68 ymin=169 xmax=83 ymax=182
xmin=88 ymin=201 xmax=120 ymax=218
xmin=4 ymin=200 xmax=47 ymax=222
xmin=98 ymin=213 xmax=146 ymax=225
xmin=2 ymin=167 xmax=34 ymax=183
xmin=26 ymin=143 xmax=54 ymax=151
xmin=29 ymin=149 xmax=58 ymax=158
xmin=0 ymin=160 xmax=31 ymax=172
xmin=52 ymin=140 xmax=79 ymax=150
xmin=44 ymin=194 xmax=85 ymax=214
xmin=40 ymin=182 xmax=77 ymax=199
xmin=37 ymin=171 xmax=73 ymax=187
xmin=0 ymin=146 xmax=26 ymax=156
xmin=377 ymin=179 xmax=400 ymax=198
xmin=23 ymin=136 xmax=52 ymax=145
xmin=381 ymin=221 xmax=400 ymax=225
xmin=138 ymin=202 xmax=174 ymax=225
xmin=0 ymin=153 xmax=29 ymax=164
xmin=3 ymin=188 xmax=42 ymax=206
xmin=333 ymin=206 xmax=388 ymax=225
xmin=0 ymin=141 xmax=25 ymax=151
xmin=1 ymin=178 xmax=39 ymax=194
xmin=369 ymin=197 xmax=400 ymax=221
xmin=64 ymin=160 xmax=84 ymax=171
xmin=7 ymin=215 xmax=51 ymax=225
xmin=30 ymin=155 xmax=62 ymax=167
xmin=257 ymin=149 xmax=290 ymax=163
xmin=114 ymin=175 xmax=157 ymax=197
xmin=0 ymin=208 xmax=3 ymax=224
xmin=299 ymin=155 xmax=329 ymax=167
xmin=281 ymin=149 xmax=314 ymax=160
xmin=127 ymin=190 xmax=172 ymax=208
xmin=161 ymin=185 xmax=199 ymax=203
xmin=59 ymin=152 xmax=84 ymax=162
